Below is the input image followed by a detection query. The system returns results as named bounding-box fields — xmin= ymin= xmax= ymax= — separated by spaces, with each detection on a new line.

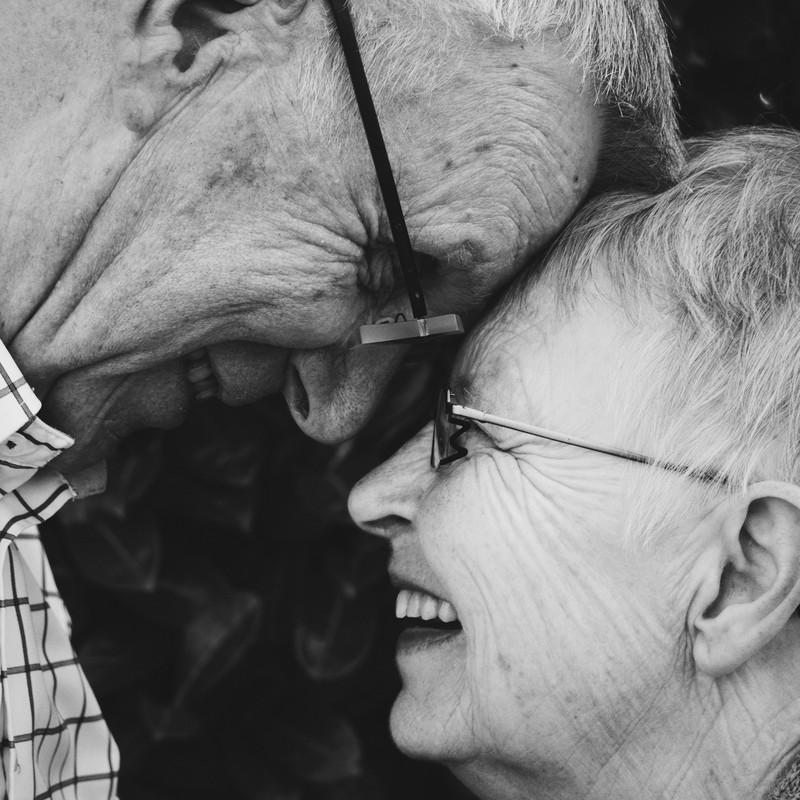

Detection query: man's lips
xmin=187 ymin=348 xmax=219 ymax=400
xmin=206 ymin=341 xmax=288 ymax=406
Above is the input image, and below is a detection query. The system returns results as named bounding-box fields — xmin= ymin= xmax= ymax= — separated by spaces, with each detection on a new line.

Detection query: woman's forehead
xmin=451 ymin=290 xmax=635 ymax=432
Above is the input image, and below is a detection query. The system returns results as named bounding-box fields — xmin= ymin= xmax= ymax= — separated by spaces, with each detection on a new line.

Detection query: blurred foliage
xmin=666 ymin=0 xmax=800 ymax=134
xmin=41 ymin=4 xmax=800 ymax=800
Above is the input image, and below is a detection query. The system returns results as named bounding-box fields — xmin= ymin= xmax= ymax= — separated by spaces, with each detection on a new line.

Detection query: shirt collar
xmin=0 ymin=338 xmax=57 ymax=443
xmin=0 ymin=338 xmax=107 ymax=497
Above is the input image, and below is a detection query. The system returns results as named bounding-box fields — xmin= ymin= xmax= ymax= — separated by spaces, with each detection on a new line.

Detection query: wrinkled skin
xmin=0 ymin=0 xmax=601 ymax=474
xmin=349 ymin=286 xmax=800 ymax=800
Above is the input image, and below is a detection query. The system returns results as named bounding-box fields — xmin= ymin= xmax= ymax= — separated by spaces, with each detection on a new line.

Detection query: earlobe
xmin=269 ymin=0 xmax=308 ymax=25
xmin=114 ymin=0 xmax=240 ymax=135
xmin=691 ymin=483 xmax=800 ymax=678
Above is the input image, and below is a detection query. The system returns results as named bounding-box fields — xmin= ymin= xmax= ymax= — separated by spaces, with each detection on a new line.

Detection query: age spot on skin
xmin=475 ymin=143 xmax=493 ymax=154
xmin=444 ymin=159 xmax=455 ymax=171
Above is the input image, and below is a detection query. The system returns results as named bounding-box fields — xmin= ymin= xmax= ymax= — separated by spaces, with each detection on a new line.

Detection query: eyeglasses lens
xmin=431 ymin=388 xmax=456 ymax=469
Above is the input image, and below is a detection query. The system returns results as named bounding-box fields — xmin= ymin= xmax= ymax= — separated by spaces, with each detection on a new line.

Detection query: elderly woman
xmin=349 ymin=127 xmax=800 ymax=800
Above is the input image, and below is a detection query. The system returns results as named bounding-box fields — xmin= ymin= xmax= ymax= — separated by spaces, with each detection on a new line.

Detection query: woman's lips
xmin=397 ymin=626 xmax=462 ymax=655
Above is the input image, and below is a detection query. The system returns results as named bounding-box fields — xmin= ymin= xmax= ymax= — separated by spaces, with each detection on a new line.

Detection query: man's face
xmin=349 ymin=288 xmax=702 ymax=795
xmin=9 ymin=2 xmax=601 ymax=470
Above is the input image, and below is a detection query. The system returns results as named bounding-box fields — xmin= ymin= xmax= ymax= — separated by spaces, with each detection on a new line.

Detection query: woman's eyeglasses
xmin=431 ymin=387 xmax=722 ymax=484
xmin=325 ymin=0 xmax=465 ymax=346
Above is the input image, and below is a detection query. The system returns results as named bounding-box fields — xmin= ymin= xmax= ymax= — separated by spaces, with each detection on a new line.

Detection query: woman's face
xmin=349 ymin=291 xmax=698 ymax=796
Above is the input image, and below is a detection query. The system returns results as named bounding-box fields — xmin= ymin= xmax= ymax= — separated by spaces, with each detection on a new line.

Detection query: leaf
xmin=327 ymin=531 xmax=389 ymax=599
xmin=294 ymin=541 xmax=380 ymax=681
xmin=225 ymin=739 xmax=303 ymax=800
xmin=63 ymin=505 xmax=161 ymax=592
xmin=139 ymin=696 xmax=203 ymax=742
xmin=294 ymin=592 xmax=377 ymax=682
xmin=307 ymin=775 xmax=388 ymax=800
xmin=119 ymin=557 xmax=232 ymax=628
xmin=78 ymin=634 xmax=168 ymax=695
xmin=164 ymin=477 xmax=261 ymax=537
xmin=120 ymin=784 xmax=176 ymax=800
xmin=260 ymin=697 xmax=362 ymax=784
xmin=111 ymin=431 xmax=165 ymax=504
xmin=176 ymin=590 xmax=262 ymax=701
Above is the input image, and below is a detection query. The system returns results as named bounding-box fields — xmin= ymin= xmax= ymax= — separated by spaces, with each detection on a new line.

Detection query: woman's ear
xmin=690 ymin=482 xmax=800 ymax=678
xmin=113 ymin=0 xmax=306 ymax=135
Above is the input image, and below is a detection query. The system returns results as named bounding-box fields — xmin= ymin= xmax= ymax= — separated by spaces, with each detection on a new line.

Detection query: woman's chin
xmin=390 ymin=627 xmax=471 ymax=763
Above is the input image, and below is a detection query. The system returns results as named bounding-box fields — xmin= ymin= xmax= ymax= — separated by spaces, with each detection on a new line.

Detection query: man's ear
xmin=113 ymin=0 xmax=307 ymax=135
xmin=690 ymin=481 xmax=800 ymax=678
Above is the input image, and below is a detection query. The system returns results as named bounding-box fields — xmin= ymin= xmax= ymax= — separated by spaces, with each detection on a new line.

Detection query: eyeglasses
xmin=326 ymin=0 xmax=465 ymax=346
xmin=431 ymin=387 xmax=722 ymax=483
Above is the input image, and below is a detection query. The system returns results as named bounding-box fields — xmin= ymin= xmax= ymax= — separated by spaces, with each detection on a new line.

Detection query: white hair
xmin=524 ymin=127 xmax=800 ymax=545
xmin=303 ymin=0 xmax=682 ymax=190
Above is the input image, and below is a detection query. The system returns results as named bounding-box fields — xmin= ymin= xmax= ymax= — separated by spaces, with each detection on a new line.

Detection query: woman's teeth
xmin=396 ymin=589 xmax=459 ymax=625
xmin=187 ymin=349 xmax=219 ymax=401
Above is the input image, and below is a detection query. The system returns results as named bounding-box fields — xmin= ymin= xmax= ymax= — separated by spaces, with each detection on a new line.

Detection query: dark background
xmin=42 ymin=3 xmax=800 ymax=799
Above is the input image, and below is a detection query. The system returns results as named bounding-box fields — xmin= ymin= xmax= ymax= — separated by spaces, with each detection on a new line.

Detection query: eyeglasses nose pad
xmin=350 ymin=314 xmax=466 ymax=348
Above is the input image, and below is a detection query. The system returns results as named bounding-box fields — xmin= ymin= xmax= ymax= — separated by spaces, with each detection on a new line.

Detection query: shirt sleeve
xmin=0 ymin=339 xmax=43 ymax=442
xmin=0 ymin=340 xmax=119 ymax=799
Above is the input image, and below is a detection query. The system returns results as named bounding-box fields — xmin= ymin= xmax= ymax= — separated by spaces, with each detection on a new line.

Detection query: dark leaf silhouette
xmin=260 ymin=695 xmax=362 ymax=784
xmin=225 ymin=739 xmax=303 ymax=800
xmin=177 ymin=590 xmax=263 ymax=700
xmin=79 ymin=634 xmax=168 ymax=695
xmin=61 ymin=502 xmax=161 ymax=592
xmin=295 ymin=541 xmax=380 ymax=681
xmin=140 ymin=696 xmax=203 ymax=742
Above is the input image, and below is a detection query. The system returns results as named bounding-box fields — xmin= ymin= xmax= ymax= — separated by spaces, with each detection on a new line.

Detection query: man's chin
xmin=49 ymin=426 xmax=123 ymax=475
xmin=41 ymin=361 xmax=193 ymax=474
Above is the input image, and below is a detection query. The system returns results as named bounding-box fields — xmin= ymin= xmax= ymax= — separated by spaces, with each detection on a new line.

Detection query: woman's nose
xmin=348 ymin=423 xmax=434 ymax=539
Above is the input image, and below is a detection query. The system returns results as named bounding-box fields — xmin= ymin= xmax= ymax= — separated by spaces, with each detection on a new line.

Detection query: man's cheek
xmin=238 ymin=261 xmax=367 ymax=349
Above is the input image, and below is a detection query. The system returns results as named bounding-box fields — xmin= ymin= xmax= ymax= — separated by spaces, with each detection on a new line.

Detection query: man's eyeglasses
xmin=431 ymin=388 xmax=722 ymax=484
xmin=326 ymin=0 xmax=465 ymax=346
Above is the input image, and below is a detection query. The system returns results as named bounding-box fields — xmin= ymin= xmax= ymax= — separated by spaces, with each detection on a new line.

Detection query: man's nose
xmin=285 ymin=345 xmax=407 ymax=444
xmin=348 ymin=424 xmax=434 ymax=539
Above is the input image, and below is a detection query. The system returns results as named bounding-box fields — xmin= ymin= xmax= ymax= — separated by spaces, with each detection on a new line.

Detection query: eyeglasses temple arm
xmin=450 ymin=403 xmax=722 ymax=484
xmin=325 ymin=0 xmax=428 ymax=319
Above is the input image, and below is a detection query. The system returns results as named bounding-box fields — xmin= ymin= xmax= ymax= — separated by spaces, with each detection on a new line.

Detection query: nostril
xmin=372 ymin=515 xmax=410 ymax=536
xmin=290 ymin=365 xmax=310 ymax=420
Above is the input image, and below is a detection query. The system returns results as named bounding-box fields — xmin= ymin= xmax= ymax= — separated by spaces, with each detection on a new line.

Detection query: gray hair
xmin=313 ymin=0 xmax=682 ymax=191
xmin=527 ymin=127 xmax=800 ymax=543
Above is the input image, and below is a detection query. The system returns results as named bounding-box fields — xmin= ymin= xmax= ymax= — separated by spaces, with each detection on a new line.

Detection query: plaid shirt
xmin=0 ymin=340 xmax=118 ymax=799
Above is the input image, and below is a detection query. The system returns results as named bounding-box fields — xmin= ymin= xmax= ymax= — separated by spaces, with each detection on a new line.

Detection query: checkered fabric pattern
xmin=0 ymin=339 xmax=119 ymax=799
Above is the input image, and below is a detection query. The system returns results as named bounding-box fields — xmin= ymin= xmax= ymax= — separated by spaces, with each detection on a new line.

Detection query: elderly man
xmin=350 ymin=127 xmax=800 ymax=800
xmin=0 ymin=0 xmax=678 ymax=796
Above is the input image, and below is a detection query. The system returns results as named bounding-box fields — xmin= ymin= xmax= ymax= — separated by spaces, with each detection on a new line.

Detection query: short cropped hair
xmin=529 ymin=127 xmax=800 ymax=542
xmin=322 ymin=0 xmax=682 ymax=191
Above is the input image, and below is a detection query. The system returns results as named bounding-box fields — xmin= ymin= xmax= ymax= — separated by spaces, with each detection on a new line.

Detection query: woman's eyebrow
xmin=451 ymin=377 xmax=551 ymax=436
xmin=451 ymin=373 xmax=475 ymax=403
